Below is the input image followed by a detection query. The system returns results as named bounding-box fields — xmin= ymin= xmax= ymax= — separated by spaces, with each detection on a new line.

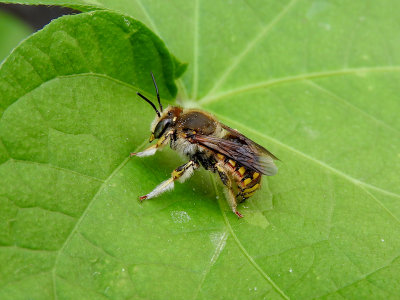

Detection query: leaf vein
xmin=210 ymin=175 xmax=290 ymax=299
xmin=205 ymin=0 xmax=299 ymax=98
xmin=17 ymin=205 xmax=76 ymax=220
xmin=135 ymin=0 xmax=189 ymax=101
xmin=78 ymin=232 xmax=122 ymax=262
xmin=200 ymin=66 xmax=400 ymax=105
xmin=306 ymin=80 xmax=400 ymax=135
xmin=56 ymin=274 xmax=111 ymax=299
xmin=285 ymin=247 xmax=316 ymax=292
xmin=318 ymin=255 xmax=400 ymax=298
xmin=10 ymin=158 xmax=105 ymax=183
xmin=192 ymin=230 xmax=228 ymax=300
xmin=51 ymin=138 xmax=148 ymax=298
xmin=0 ymin=271 xmax=52 ymax=291
xmin=192 ymin=0 xmax=200 ymax=99
xmin=0 ymin=245 xmax=56 ymax=253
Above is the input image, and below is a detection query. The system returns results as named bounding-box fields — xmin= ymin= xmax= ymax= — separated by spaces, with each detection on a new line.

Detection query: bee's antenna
xmin=137 ymin=92 xmax=161 ymax=117
xmin=151 ymin=72 xmax=163 ymax=112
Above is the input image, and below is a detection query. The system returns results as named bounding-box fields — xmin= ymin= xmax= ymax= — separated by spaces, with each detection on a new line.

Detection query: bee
xmin=131 ymin=73 xmax=278 ymax=218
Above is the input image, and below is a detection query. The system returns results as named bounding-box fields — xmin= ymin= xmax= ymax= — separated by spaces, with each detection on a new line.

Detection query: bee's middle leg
xmin=216 ymin=165 xmax=243 ymax=218
xmin=139 ymin=160 xmax=198 ymax=201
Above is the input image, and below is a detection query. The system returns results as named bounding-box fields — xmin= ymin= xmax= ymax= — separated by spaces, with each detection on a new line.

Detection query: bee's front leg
xmin=130 ymin=144 xmax=157 ymax=157
xmin=216 ymin=164 xmax=243 ymax=218
xmin=139 ymin=160 xmax=198 ymax=201
xmin=131 ymin=131 xmax=173 ymax=157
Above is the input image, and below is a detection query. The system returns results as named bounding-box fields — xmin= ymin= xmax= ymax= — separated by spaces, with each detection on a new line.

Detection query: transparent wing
xmin=189 ymin=133 xmax=277 ymax=176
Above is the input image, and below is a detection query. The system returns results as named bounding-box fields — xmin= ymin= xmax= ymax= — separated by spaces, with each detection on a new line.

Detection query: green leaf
xmin=1 ymin=1 xmax=400 ymax=299
xmin=0 ymin=10 xmax=32 ymax=62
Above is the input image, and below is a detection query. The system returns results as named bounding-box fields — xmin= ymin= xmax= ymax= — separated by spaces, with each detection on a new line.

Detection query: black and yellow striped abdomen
xmin=236 ymin=167 xmax=262 ymax=201
xmin=215 ymin=153 xmax=262 ymax=201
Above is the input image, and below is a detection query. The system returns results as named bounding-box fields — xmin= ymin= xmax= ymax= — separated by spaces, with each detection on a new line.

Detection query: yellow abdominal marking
xmin=244 ymin=190 xmax=257 ymax=198
xmin=243 ymin=178 xmax=252 ymax=186
xmin=229 ymin=159 xmax=236 ymax=167
xmin=243 ymin=183 xmax=260 ymax=194
xmin=238 ymin=167 xmax=246 ymax=176
xmin=253 ymin=172 xmax=259 ymax=179
xmin=217 ymin=153 xmax=224 ymax=160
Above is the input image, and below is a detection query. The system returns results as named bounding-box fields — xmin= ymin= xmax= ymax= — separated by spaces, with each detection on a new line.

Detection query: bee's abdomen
xmin=216 ymin=153 xmax=261 ymax=200
xmin=237 ymin=171 xmax=262 ymax=201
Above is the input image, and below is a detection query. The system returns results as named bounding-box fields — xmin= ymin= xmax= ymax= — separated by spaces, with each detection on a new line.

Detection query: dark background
xmin=0 ymin=3 xmax=76 ymax=31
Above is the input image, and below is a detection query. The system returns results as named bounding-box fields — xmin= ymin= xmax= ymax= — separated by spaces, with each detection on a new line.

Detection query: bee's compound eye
xmin=154 ymin=118 xmax=172 ymax=138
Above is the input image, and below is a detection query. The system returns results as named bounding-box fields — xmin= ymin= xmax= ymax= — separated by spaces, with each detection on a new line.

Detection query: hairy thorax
xmin=170 ymin=110 xmax=224 ymax=169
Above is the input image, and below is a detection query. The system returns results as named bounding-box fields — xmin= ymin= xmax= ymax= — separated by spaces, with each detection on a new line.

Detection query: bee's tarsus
xmin=138 ymin=160 xmax=198 ymax=202
xmin=139 ymin=195 xmax=147 ymax=201
xmin=130 ymin=152 xmax=137 ymax=157
xmin=235 ymin=211 xmax=244 ymax=219
xmin=133 ymin=144 xmax=158 ymax=157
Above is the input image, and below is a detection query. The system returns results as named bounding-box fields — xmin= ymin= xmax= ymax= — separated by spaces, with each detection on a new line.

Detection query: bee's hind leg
xmin=216 ymin=165 xmax=243 ymax=218
xmin=139 ymin=160 xmax=198 ymax=201
xmin=225 ymin=188 xmax=243 ymax=219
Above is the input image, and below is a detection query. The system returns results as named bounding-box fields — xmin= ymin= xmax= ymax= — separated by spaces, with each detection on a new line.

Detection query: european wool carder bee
xmin=131 ymin=73 xmax=278 ymax=218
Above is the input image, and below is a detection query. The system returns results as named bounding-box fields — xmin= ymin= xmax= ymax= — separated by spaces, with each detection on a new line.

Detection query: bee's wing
xmin=220 ymin=123 xmax=279 ymax=160
xmin=189 ymin=133 xmax=278 ymax=176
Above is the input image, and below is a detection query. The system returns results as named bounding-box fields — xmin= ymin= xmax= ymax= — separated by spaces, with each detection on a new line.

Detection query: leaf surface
xmin=0 ymin=10 xmax=32 ymax=62
xmin=1 ymin=1 xmax=400 ymax=299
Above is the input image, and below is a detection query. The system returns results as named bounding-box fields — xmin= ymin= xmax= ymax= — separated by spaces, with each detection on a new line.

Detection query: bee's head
xmin=136 ymin=72 xmax=182 ymax=143
xmin=149 ymin=106 xmax=182 ymax=142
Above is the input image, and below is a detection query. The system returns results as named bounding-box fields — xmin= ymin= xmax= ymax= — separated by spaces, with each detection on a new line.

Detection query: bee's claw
xmin=130 ymin=152 xmax=137 ymax=157
xmin=139 ymin=195 xmax=147 ymax=202
xmin=235 ymin=211 xmax=243 ymax=219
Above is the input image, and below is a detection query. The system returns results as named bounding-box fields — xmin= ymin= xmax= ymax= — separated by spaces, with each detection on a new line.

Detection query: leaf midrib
xmin=210 ymin=175 xmax=290 ymax=300
xmin=199 ymin=65 xmax=400 ymax=105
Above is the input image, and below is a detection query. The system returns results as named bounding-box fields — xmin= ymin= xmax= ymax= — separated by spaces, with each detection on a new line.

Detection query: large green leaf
xmin=1 ymin=1 xmax=400 ymax=299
